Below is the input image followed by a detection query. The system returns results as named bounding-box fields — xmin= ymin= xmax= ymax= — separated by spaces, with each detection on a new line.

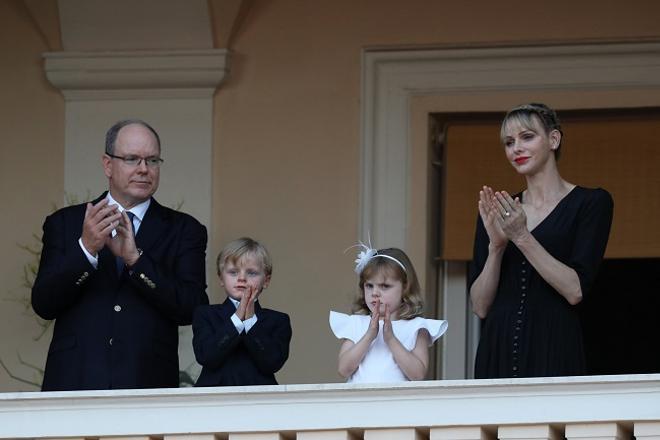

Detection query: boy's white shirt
xmin=229 ymin=296 xmax=258 ymax=333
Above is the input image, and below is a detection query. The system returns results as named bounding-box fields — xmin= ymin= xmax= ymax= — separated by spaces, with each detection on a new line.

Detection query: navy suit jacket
xmin=193 ymin=298 xmax=292 ymax=386
xmin=32 ymin=193 xmax=208 ymax=391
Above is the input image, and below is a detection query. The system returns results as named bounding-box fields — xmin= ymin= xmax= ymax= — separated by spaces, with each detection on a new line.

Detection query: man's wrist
xmin=125 ymin=248 xmax=143 ymax=267
xmin=80 ymin=237 xmax=98 ymax=258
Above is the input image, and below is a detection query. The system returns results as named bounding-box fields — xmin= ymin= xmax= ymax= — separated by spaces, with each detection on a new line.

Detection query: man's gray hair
xmin=105 ymin=119 xmax=161 ymax=155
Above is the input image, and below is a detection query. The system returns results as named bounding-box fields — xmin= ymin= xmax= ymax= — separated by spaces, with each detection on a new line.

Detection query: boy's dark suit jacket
xmin=193 ymin=298 xmax=292 ymax=386
xmin=31 ymin=193 xmax=208 ymax=391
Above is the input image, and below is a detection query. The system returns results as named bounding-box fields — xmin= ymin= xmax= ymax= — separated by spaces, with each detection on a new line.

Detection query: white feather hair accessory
xmin=349 ymin=240 xmax=407 ymax=275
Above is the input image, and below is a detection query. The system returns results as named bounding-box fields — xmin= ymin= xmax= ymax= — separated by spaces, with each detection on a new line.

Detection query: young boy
xmin=193 ymin=237 xmax=292 ymax=386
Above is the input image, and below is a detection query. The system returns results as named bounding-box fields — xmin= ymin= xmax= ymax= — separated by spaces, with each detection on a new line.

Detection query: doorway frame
xmin=359 ymin=41 xmax=660 ymax=378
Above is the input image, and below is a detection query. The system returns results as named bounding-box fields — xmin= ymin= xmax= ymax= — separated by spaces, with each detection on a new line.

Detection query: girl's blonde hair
xmin=217 ymin=237 xmax=272 ymax=277
xmin=352 ymin=248 xmax=424 ymax=319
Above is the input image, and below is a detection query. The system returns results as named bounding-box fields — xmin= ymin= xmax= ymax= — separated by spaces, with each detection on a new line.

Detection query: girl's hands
xmin=367 ymin=302 xmax=400 ymax=346
xmin=479 ymin=186 xmax=508 ymax=250
xmin=493 ymin=190 xmax=529 ymax=243
xmin=382 ymin=304 xmax=396 ymax=344
xmin=366 ymin=299 xmax=380 ymax=341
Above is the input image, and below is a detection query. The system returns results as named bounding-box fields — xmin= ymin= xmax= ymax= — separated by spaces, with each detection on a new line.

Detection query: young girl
xmin=329 ymin=246 xmax=448 ymax=383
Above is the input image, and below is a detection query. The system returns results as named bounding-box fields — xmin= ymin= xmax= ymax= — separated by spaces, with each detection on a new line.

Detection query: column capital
xmin=44 ymin=49 xmax=230 ymax=100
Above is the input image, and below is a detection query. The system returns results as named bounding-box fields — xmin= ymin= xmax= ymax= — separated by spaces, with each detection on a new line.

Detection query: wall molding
xmin=44 ymin=49 xmax=230 ymax=100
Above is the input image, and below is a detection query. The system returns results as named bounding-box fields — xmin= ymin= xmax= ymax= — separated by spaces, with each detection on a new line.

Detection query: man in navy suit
xmin=32 ymin=119 xmax=208 ymax=391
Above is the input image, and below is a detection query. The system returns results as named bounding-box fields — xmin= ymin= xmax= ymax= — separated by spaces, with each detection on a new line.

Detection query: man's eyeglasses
xmin=106 ymin=153 xmax=164 ymax=168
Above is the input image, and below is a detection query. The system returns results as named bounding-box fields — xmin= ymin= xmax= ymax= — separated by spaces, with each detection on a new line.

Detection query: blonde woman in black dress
xmin=469 ymin=103 xmax=613 ymax=378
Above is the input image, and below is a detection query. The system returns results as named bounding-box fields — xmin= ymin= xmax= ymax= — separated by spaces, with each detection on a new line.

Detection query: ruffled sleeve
xmin=417 ymin=318 xmax=448 ymax=345
xmin=329 ymin=311 xmax=358 ymax=342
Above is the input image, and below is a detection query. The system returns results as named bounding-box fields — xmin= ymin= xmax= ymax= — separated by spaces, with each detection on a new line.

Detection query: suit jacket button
xmin=114 ymin=305 xmax=122 ymax=312
xmin=109 ymin=338 xmax=113 ymax=346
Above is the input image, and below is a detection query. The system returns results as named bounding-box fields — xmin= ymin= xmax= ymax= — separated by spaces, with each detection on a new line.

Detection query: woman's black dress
xmin=469 ymin=186 xmax=613 ymax=378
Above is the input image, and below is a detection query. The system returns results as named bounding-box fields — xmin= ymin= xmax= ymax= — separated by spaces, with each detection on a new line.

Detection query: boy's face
xmin=219 ymin=254 xmax=271 ymax=301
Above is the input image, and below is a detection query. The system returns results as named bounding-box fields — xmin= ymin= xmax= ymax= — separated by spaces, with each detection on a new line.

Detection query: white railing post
xmin=165 ymin=435 xmax=219 ymax=440
xmin=499 ymin=425 xmax=562 ymax=440
xmin=635 ymin=422 xmax=660 ymax=440
xmin=365 ymin=428 xmax=425 ymax=440
xmin=298 ymin=431 xmax=358 ymax=440
xmin=431 ymin=427 xmax=496 ymax=440
xmin=230 ymin=434 xmax=287 ymax=440
xmin=565 ymin=422 xmax=631 ymax=440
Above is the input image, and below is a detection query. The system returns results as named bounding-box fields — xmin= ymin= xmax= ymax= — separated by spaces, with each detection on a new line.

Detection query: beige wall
xmin=0 ymin=0 xmax=64 ymax=391
xmin=2 ymin=0 xmax=660 ymax=390
xmin=210 ymin=0 xmax=660 ymax=385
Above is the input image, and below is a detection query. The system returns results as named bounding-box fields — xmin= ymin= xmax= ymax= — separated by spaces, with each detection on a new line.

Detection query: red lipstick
xmin=514 ymin=157 xmax=530 ymax=164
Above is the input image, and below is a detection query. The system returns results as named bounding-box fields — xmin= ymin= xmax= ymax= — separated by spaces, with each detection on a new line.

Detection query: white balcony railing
xmin=2 ymin=374 xmax=660 ymax=440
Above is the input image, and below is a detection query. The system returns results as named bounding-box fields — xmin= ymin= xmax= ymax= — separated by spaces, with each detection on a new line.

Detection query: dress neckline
xmin=521 ymin=185 xmax=580 ymax=233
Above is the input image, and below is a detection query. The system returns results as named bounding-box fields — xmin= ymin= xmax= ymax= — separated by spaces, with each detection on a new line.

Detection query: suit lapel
xmin=254 ymin=301 xmax=263 ymax=318
xmin=219 ymin=298 xmax=236 ymax=319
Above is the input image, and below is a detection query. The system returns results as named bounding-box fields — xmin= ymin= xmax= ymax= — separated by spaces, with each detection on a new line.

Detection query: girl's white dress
xmin=329 ymin=311 xmax=448 ymax=383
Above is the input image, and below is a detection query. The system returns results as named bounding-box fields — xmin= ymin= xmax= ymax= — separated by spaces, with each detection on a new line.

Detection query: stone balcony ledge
xmin=2 ymin=374 xmax=660 ymax=439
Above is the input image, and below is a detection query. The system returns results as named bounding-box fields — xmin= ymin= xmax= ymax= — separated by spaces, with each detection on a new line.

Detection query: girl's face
xmin=502 ymin=117 xmax=558 ymax=176
xmin=219 ymin=254 xmax=270 ymax=301
xmin=363 ymin=270 xmax=404 ymax=320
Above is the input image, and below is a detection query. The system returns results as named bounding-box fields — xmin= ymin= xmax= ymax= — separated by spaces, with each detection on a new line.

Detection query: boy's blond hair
xmin=217 ymin=237 xmax=273 ymax=276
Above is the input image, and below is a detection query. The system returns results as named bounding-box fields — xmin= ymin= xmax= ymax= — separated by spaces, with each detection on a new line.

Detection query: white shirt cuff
xmin=231 ymin=313 xmax=245 ymax=334
xmin=78 ymin=238 xmax=98 ymax=269
xmin=244 ymin=315 xmax=258 ymax=333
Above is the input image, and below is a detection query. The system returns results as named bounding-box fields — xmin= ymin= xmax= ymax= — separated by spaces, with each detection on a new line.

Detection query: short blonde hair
xmin=217 ymin=237 xmax=272 ymax=277
xmin=352 ymin=248 xmax=424 ymax=320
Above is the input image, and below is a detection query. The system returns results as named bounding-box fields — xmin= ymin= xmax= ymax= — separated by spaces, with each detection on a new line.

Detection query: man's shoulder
xmin=46 ymin=193 xmax=107 ymax=219
xmin=148 ymin=199 xmax=206 ymax=230
xmin=150 ymin=199 xmax=202 ymax=221
xmin=46 ymin=200 xmax=88 ymax=221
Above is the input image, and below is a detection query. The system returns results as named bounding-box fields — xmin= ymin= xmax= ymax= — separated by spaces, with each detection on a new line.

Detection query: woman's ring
xmin=504 ymin=211 xmax=511 ymax=217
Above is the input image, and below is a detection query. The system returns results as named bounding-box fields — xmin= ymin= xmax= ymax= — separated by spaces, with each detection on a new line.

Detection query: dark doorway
xmin=581 ymin=258 xmax=660 ymax=374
